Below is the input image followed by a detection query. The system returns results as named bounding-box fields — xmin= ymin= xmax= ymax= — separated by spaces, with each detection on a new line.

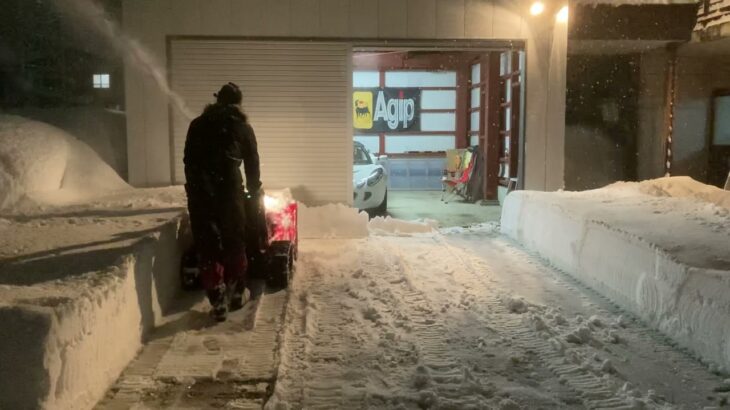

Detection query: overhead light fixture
xmin=556 ymin=5 xmax=569 ymax=23
xmin=530 ymin=2 xmax=545 ymax=16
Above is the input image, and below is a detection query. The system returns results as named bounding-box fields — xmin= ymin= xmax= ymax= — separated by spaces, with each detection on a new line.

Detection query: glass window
xmin=422 ymin=90 xmax=456 ymax=110
xmin=421 ymin=113 xmax=456 ymax=132
xmin=713 ymin=95 xmax=730 ymax=146
xmin=353 ymin=71 xmax=380 ymax=88
xmin=385 ymin=71 xmax=457 ymax=87
xmin=385 ymin=135 xmax=455 ymax=153
xmin=353 ymin=144 xmax=373 ymax=165
xmin=471 ymin=63 xmax=480 ymax=84
xmin=93 ymin=74 xmax=110 ymax=89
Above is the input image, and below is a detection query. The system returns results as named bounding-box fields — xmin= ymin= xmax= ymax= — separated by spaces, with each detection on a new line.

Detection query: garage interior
xmin=352 ymin=47 xmax=525 ymax=225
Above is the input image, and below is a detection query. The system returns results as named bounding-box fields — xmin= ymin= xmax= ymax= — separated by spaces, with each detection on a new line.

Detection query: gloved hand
xmin=249 ymin=188 xmax=265 ymax=212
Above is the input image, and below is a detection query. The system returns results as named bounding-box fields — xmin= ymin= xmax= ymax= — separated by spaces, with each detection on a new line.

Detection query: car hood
xmin=353 ymin=164 xmax=380 ymax=183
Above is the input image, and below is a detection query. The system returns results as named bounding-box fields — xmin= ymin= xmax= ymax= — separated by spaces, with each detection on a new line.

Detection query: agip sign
xmin=353 ymin=88 xmax=421 ymax=133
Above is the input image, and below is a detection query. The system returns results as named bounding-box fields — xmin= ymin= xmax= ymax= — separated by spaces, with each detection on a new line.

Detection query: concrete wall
xmin=121 ymin=0 xmax=568 ymax=192
xmin=638 ymin=46 xmax=730 ymax=182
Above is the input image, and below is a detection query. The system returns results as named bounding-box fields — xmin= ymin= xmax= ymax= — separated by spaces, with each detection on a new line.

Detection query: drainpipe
xmin=662 ymin=44 xmax=678 ymax=177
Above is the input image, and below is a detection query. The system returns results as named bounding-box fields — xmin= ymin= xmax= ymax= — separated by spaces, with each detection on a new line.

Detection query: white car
xmin=353 ymin=142 xmax=388 ymax=213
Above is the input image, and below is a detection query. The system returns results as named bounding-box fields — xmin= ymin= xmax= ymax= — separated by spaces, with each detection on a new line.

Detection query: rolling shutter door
xmin=170 ymin=40 xmax=351 ymax=204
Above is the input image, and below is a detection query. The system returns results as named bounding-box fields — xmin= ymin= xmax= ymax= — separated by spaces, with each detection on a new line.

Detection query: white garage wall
xmin=169 ymin=40 xmax=351 ymax=204
xmin=122 ymin=0 xmax=567 ymax=196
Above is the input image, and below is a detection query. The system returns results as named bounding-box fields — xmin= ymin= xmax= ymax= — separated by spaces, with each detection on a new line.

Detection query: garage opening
xmin=352 ymin=48 xmax=525 ymax=226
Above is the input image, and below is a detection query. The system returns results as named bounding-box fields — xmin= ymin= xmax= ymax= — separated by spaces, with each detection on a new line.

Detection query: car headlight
xmin=366 ymin=168 xmax=384 ymax=187
xmin=356 ymin=179 xmax=366 ymax=189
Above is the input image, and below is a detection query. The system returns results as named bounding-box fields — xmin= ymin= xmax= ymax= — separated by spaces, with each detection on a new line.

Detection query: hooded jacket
xmin=183 ymin=103 xmax=261 ymax=199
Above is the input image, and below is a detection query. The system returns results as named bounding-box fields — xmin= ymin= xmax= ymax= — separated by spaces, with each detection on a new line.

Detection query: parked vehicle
xmin=353 ymin=142 xmax=388 ymax=214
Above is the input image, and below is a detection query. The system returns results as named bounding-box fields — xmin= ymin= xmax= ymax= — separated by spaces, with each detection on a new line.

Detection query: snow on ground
xmin=0 ymin=114 xmax=129 ymax=211
xmin=502 ymin=176 xmax=730 ymax=375
xmin=267 ymin=224 xmax=727 ymax=409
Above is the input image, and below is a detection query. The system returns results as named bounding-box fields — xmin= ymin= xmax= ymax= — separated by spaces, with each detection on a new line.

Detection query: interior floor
xmin=386 ymin=190 xmax=501 ymax=227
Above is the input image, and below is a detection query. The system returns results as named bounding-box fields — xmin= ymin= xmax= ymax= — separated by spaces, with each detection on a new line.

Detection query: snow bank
xmin=501 ymin=177 xmax=730 ymax=372
xmin=0 ymin=114 xmax=129 ymax=211
xmin=0 ymin=214 xmax=187 ymax=410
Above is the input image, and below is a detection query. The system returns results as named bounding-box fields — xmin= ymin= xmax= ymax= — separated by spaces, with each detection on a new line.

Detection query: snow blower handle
xmin=244 ymin=188 xmax=269 ymax=254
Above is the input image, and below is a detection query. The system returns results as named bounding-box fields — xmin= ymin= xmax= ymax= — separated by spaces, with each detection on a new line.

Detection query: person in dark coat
xmin=183 ymin=82 xmax=262 ymax=321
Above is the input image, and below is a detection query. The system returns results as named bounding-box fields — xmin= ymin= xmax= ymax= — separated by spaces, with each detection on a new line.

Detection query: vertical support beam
xmin=662 ymin=45 xmax=678 ymax=176
xmin=482 ymin=52 xmax=501 ymax=201
xmin=509 ymin=51 xmax=521 ymax=180
xmin=455 ymin=64 xmax=469 ymax=149
xmin=379 ymin=69 xmax=386 ymax=155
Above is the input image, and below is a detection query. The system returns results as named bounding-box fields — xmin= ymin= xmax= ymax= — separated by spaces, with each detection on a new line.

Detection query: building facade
xmin=121 ymin=0 xmax=569 ymax=204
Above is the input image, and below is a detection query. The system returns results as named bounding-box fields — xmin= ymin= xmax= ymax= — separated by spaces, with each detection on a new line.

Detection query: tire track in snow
xmin=448 ymin=229 xmax=722 ymax=406
xmin=433 ymin=234 xmax=720 ymax=409
xmin=401 ymin=236 xmax=634 ymax=408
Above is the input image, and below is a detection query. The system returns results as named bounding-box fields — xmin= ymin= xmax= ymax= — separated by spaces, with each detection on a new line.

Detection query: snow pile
xmin=298 ymin=203 xmax=370 ymax=238
xmin=501 ymin=177 xmax=730 ymax=372
xmin=0 ymin=114 xmax=129 ymax=211
xmin=298 ymin=203 xmax=438 ymax=238
xmin=608 ymin=176 xmax=730 ymax=209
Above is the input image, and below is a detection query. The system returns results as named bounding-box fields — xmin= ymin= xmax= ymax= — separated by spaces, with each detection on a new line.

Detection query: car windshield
xmin=353 ymin=145 xmax=372 ymax=165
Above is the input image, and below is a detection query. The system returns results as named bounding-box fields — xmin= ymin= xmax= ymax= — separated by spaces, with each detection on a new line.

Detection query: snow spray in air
xmin=49 ymin=0 xmax=195 ymax=120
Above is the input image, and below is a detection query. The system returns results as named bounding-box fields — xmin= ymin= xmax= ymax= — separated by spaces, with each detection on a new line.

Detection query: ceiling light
xmin=530 ymin=2 xmax=545 ymax=16
xmin=556 ymin=5 xmax=569 ymax=23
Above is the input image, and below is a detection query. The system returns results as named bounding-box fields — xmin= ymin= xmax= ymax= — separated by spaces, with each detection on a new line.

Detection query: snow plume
xmin=49 ymin=0 xmax=194 ymax=121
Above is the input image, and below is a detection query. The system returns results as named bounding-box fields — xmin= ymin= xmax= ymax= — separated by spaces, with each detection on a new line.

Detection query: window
xmin=712 ymin=94 xmax=730 ymax=146
xmin=93 ymin=74 xmax=110 ymax=89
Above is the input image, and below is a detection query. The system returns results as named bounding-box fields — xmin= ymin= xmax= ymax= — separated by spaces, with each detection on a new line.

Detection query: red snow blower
xmin=180 ymin=193 xmax=298 ymax=291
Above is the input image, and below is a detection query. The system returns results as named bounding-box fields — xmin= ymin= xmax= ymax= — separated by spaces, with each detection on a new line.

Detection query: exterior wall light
xmin=530 ymin=2 xmax=545 ymax=16
xmin=556 ymin=5 xmax=569 ymax=23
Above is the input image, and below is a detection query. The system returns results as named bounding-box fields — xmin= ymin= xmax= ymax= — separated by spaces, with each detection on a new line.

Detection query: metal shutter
xmin=170 ymin=40 xmax=352 ymax=205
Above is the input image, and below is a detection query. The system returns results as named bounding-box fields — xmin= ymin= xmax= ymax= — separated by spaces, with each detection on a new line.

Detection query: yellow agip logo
xmin=353 ymin=91 xmax=373 ymax=130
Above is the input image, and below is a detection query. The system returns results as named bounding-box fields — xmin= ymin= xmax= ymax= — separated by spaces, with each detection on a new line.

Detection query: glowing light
xmin=529 ymin=2 xmax=545 ymax=16
xmin=556 ymin=5 xmax=569 ymax=23
xmin=264 ymin=195 xmax=283 ymax=211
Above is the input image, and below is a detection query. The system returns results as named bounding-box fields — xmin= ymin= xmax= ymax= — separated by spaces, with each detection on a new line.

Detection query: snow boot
xmin=207 ymin=285 xmax=228 ymax=322
xmin=229 ymin=280 xmax=247 ymax=312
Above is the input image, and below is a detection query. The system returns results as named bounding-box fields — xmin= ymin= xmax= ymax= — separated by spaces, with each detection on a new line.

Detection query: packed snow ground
xmin=267 ymin=225 xmax=727 ymax=409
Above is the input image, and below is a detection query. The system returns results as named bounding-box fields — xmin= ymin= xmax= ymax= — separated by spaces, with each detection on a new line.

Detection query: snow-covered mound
xmin=0 ymin=114 xmax=129 ymax=211
xmin=502 ymin=177 xmax=730 ymax=373
xmin=298 ymin=203 xmax=437 ymax=238
xmin=608 ymin=176 xmax=730 ymax=209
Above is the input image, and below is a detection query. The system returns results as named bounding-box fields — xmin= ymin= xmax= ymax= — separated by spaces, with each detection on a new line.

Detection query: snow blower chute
xmin=180 ymin=193 xmax=298 ymax=291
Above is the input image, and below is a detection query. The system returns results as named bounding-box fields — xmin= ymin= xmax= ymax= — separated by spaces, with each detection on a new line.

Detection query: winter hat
xmin=215 ymin=82 xmax=243 ymax=105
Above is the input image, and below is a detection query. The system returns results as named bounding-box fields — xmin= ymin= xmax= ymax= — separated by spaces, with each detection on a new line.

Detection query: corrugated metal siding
xmin=170 ymin=40 xmax=352 ymax=204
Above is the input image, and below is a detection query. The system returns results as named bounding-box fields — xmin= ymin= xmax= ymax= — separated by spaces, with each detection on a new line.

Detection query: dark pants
xmin=186 ymin=187 xmax=248 ymax=300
